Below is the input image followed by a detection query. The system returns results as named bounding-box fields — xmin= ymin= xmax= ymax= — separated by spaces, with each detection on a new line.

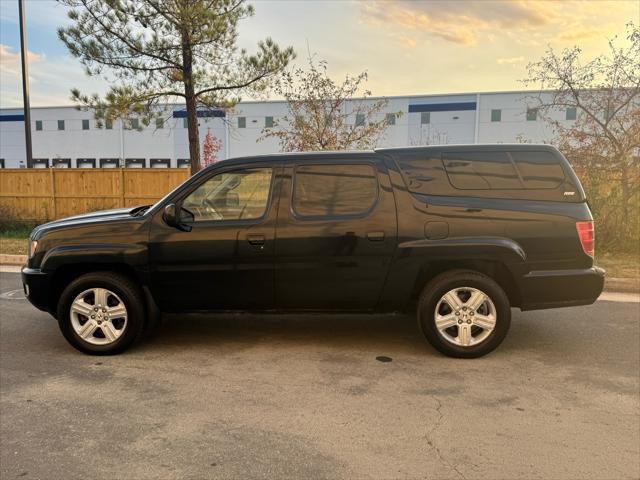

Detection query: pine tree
xmin=58 ymin=0 xmax=295 ymax=174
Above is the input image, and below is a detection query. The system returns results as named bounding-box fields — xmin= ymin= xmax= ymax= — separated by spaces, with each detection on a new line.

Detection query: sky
xmin=0 ymin=0 xmax=638 ymax=108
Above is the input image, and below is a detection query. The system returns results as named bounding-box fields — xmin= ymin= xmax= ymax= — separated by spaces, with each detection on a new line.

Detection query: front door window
xmin=181 ymin=168 xmax=272 ymax=222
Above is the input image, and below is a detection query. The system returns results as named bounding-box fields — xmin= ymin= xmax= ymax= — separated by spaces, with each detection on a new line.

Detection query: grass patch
xmin=0 ymin=221 xmax=39 ymax=237
xmin=599 ymin=251 xmax=640 ymax=293
xmin=0 ymin=221 xmax=38 ymax=256
xmin=0 ymin=237 xmax=28 ymax=255
xmin=598 ymin=251 xmax=639 ymax=279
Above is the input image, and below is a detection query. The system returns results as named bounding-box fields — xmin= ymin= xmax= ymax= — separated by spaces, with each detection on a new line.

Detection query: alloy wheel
xmin=69 ymin=288 xmax=128 ymax=345
xmin=434 ymin=287 xmax=497 ymax=347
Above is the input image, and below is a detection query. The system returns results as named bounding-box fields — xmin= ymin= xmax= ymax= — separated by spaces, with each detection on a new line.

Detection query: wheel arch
xmin=410 ymin=259 xmax=522 ymax=309
xmin=46 ymin=263 xmax=156 ymax=323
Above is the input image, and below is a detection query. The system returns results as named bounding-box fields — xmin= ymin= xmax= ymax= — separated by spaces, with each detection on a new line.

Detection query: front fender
xmin=40 ymin=243 xmax=148 ymax=274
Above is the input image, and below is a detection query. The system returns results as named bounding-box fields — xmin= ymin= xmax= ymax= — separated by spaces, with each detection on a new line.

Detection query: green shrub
xmin=577 ymin=169 xmax=640 ymax=255
xmin=0 ymin=205 xmax=39 ymax=237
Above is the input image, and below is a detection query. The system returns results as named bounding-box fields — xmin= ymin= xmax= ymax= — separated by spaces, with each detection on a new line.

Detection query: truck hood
xmin=30 ymin=206 xmax=148 ymax=239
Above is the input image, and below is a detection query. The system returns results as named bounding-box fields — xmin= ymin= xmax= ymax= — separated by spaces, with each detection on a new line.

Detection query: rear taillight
xmin=576 ymin=221 xmax=594 ymax=257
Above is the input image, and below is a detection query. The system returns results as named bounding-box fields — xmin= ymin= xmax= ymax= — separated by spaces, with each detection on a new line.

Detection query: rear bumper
xmin=519 ymin=266 xmax=605 ymax=311
xmin=21 ymin=266 xmax=52 ymax=313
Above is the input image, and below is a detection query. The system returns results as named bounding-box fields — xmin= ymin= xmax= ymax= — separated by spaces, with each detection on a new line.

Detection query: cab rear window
xmin=442 ymin=151 xmax=566 ymax=191
xmin=443 ymin=152 xmax=520 ymax=190
xmin=511 ymin=151 xmax=565 ymax=189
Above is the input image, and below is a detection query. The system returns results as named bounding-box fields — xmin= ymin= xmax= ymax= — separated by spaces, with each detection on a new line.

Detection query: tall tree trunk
xmin=181 ymin=29 xmax=200 ymax=176
xmin=185 ymin=88 xmax=200 ymax=175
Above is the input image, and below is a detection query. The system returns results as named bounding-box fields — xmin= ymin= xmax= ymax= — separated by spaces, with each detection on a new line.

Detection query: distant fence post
xmin=49 ymin=167 xmax=57 ymax=219
xmin=120 ymin=168 xmax=125 ymax=208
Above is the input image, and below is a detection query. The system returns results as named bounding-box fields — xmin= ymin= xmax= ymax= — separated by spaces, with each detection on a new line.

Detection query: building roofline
xmin=0 ymin=88 xmax=558 ymax=112
xmin=236 ymin=89 xmax=555 ymax=105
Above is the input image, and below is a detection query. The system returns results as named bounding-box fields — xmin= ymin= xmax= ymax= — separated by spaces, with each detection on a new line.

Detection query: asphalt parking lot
xmin=1 ymin=270 xmax=639 ymax=480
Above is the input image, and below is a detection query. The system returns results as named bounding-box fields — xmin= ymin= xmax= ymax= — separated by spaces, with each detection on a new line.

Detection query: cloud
xmin=558 ymin=28 xmax=608 ymax=41
xmin=497 ymin=56 xmax=525 ymax=65
xmin=359 ymin=0 xmax=634 ymax=49
xmin=0 ymin=43 xmax=108 ymax=107
xmin=0 ymin=44 xmax=47 ymax=107
xmin=0 ymin=43 xmax=44 ymax=76
xmin=361 ymin=1 xmax=559 ymax=46
xmin=394 ymin=33 xmax=418 ymax=49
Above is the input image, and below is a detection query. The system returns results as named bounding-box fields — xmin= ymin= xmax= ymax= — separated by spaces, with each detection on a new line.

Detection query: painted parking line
xmin=0 ymin=265 xmax=22 ymax=273
xmin=0 ymin=289 xmax=25 ymax=300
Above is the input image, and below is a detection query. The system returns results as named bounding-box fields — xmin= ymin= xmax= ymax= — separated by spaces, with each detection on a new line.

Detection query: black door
xmin=275 ymin=158 xmax=397 ymax=311
xmin=148 ymin=164 xmax=280 ymax=311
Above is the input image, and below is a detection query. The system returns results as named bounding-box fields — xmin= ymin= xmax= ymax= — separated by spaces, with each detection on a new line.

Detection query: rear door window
xmin=293 ymin=163 xmax=378 ymax=218
xmin=511 ymin=151 xmax=565 ymax=189
xmin=443 ymin=152 xmax=521 ymax=190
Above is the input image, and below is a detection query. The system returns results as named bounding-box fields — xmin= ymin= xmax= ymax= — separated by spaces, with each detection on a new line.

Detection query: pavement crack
xmin=425 ymin=396 xmax=467 ymax=480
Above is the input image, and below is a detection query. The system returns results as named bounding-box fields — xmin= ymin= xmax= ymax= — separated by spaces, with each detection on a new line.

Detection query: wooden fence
xmin=0 ymin=168 xmax=190 ymax=221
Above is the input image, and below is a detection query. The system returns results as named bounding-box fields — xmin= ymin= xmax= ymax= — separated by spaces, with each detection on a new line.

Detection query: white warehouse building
xmin=0 ymin=90 xmax=572 ymax=169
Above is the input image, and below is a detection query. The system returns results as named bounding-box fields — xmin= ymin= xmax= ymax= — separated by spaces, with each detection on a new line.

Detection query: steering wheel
xmin=202 ymin=196 xmax=223 ymax=220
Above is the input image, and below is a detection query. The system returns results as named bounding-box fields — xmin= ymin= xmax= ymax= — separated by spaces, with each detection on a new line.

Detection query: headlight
xmin=28 ymin=240 xmax=38 ymax=258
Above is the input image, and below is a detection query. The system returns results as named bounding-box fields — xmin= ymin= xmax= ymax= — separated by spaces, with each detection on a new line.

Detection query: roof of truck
xmin=376 ymin=144 xmax=559 ymax=154
xmin=210 ymin=150 xmax=375 ymax=168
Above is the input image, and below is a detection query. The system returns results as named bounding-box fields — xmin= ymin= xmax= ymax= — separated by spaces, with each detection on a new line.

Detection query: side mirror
xmin=163 ymin=204 xmax=192 ymax=232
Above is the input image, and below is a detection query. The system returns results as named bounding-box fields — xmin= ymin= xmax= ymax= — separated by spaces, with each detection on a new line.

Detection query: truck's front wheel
xmin=418 ymin=270 xmax=511 ymax=358
xmin=57 ymin=272 xmax=145 ymax=355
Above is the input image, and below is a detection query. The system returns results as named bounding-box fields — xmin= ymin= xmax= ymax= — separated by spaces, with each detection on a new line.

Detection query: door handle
xmin=247 ymin=234 xmax=265 ymax=246
xmin=367 ymin=231 xmax=385 ymax=242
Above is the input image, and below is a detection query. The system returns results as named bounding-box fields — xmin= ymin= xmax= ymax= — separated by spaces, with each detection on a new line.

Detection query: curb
xmin=0 ymin=254 xmax=27 ymax=266
xmin=605 ymin=277 xmax=640 ymax=295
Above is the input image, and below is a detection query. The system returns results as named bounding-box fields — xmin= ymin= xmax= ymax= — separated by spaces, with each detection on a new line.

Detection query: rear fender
xmin=379 ymin=236 xmax=527 ymax=311
xmin=398 ymin=236 xmax=526 ymax=264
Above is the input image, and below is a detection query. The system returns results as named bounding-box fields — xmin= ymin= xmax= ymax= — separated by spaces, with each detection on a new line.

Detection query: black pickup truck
xmin=22 ymin=145 xmax=604 ymax=357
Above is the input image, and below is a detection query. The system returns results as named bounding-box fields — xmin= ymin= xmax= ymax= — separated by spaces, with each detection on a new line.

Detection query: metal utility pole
xmin=19 ymin=0 xmax=33 ymax=168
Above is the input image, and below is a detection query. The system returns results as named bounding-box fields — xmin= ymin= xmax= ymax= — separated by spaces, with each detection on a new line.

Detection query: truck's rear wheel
xmin=418 ymin=270 xmax=511 ymax=358
xmin=57 ymin=272 xmax=145 ymax=355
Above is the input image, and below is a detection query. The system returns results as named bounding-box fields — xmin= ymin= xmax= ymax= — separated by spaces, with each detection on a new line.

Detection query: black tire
xmin=57 ymin=271 xmax=145 ymax=355
xmin=417 ymin=270 xmax=511 ymax=358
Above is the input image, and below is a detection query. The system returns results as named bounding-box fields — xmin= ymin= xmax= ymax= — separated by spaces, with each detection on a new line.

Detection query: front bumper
xmin=21 ymin=266 xmax=52 ymax=313
xmin=519 ymin=266 xmax=605 ymax=311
